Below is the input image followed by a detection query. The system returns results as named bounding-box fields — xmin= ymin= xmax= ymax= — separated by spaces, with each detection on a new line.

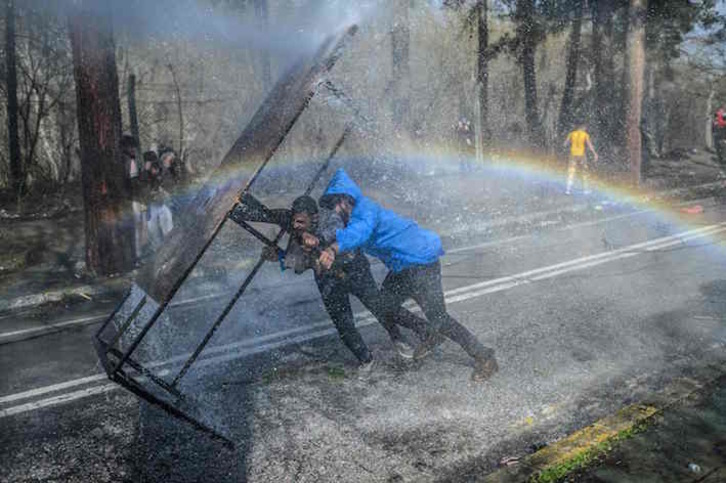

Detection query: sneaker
xmin=413 ymin=333 xmax=446 ymax=361
xmin=471 ymin=354 xmax=499 ymax=382
xmin=564 ymin=189 xmax=572 ymax=195
xmin=394 ymin=340 xmax=415 ymax=359
xmin=357 ymin=358 xmax=378 ymax=381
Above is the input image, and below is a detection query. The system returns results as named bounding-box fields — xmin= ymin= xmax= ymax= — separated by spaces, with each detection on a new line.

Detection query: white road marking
xmin=138 ymin=224 xmax=726 ymax=371
xmin=0 ymin=292 xmax=231 ymax=344
xmin=2 ymin=221 xmax=724 ymax=418
xmin=0 ymin=314 xmax=107 ymax=341
xmin=0 ymin=384 xmax=118 ymax=418
xmin=448 ymin=225 xmax=726 ymax=303
xmin=446 ymin=222 xmax=726 ymax=297
xmin=0 ymin=374 xmax=107 ymax=405
xmin=0 ymin=206 xmax=660 ymax=343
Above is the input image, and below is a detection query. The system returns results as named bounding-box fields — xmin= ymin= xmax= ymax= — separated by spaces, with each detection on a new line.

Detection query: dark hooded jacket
xmin=323 ymin=168 xmax=443 ymax=272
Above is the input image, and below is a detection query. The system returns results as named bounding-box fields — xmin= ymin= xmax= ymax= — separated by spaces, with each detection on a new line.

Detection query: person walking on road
xmin=563 ymin=124 xmax=598 ymax=195
xmin=315 ymin=169 xmax=499 ymax=382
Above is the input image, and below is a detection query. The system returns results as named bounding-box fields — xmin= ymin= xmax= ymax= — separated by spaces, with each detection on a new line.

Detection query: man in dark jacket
xmin=316 ymin=169 xmax=498 ymax=382
xmin=230 ymin=194 xmax=433 ymax=374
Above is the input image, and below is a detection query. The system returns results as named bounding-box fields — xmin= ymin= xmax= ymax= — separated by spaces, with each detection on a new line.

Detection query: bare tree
xmin=167 ymin=63 xmax=184 ymax=159
xmin=5 ymin=0 xmax=22 ymax=196
xmin=56 ymin=97 xmax=77 ymax=184
xmin=475 ymin=0 xmax=489 ymax=148
xmin=625 ymin=0 xmax=647 ymax=185
xmin=127 ymin=73 xmax=141 ymax=151
xmin=590 ymin=0 xmax=618 ymax=150
xmin=69 ymin=3 xmax=135 ymax=274
xmin=515 ymin=0 xmax=544 ymax=147
xmin=3 ymin=8 xmax=77 ymax=187
xmin=391 ymin=0 xmax=410 ymax=132
xmin=706 ymin=87 xmax=715 ymax=150
xmin=557 ymin=0 xmax=584 ymax=138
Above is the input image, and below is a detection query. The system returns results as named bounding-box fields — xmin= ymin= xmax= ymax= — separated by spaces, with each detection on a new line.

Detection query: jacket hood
xmin=323 ymin=168 xmax=362 ymax=202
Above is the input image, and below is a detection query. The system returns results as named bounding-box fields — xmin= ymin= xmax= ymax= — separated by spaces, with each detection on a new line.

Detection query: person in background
xmin=455 ymin=117 xmax=475 ymax=173
xmin=121 ymin=135 xmax=140 ymax=182
xmin=144 ymin=154 xmax=173 ymax=251
xmin=158 ymin=147 xmax=184 ymax=186
xmin=121 ymin=135 xmax=147 ymax=260
xmin=563 ymin=123 xmax=598 ymax=195
xmin=159 ymin=147 xmax=189 ymax=215
xmin=316 ymin=169 xmax=499 ymax=382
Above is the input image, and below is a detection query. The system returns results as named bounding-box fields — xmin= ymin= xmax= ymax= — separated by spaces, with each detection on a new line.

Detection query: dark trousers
xmin=315 ymin=253 xmax=432 ymax=363
xmin=380 ymin=260 xmax=492 ymax=360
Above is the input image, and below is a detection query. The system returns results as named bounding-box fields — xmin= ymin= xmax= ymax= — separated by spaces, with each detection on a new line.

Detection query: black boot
xmin=412 ymin=332 xmax=446 ymax=360
xmin=471 ymin=352 xmax=498 ymax=382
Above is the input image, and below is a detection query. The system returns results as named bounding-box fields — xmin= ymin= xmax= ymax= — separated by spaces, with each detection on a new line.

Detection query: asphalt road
xmin=2 ymin=186 xmax=726 ymax=482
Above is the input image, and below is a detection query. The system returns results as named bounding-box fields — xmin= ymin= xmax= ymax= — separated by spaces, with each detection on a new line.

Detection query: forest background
xmin=2 ymin=0 xmax=726 ymax=275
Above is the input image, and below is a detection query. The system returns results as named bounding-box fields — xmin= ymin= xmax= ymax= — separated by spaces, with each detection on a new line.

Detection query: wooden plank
xmin=135 ymin=26 xmax=357 ymax=303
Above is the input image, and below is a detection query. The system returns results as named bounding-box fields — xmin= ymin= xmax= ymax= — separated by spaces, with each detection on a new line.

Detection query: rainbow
xmin=132 ymin=145 xmax=724 ymax=257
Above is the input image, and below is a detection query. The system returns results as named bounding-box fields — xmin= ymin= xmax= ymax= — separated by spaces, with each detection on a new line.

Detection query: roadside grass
xmin=260 ymin=363 xmax=347 ymax=384
xmin=327 ymin=365 xmax=346 ymax=380
xmin=531 ymin=418 xmax=653 ymax=483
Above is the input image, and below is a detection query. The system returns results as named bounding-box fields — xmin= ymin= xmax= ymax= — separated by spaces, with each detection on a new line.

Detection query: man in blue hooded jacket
xmin=315 ymin=169 xmax=499 ymax=382
xmin=230 ymin=193 xmax=433 ymax=374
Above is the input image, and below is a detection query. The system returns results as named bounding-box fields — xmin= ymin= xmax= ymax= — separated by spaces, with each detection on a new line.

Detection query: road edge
xmin=483 ymin=365 xmax=726 ymax=483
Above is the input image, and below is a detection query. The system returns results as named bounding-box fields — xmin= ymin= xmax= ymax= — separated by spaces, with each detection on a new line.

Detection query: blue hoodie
xmin=323 ymin=169 xmax=444 ymax=272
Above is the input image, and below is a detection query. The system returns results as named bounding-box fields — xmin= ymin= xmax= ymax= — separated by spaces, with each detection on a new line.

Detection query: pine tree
xmin=69 ymin=2 xmax=136 ymax=274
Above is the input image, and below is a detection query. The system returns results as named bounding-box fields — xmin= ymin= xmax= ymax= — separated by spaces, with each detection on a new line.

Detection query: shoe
xmin=394 ymin=340 xmax=415 ymax=359
xmin=583 ymin=190 xmax=592 ymax=195
xmin=565 ymin=190 xmax=572 ymax=195
xmin=471 ymin=354 xmax=499 ymax=382
xmin=413 ymin=333 xmax=446 ymax=360
xmin=357 ymin=358 xmax=378 ymax=381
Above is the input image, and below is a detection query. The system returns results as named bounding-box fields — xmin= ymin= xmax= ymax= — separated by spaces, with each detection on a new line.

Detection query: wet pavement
xmin=2 ymin=161 xmax=726 ymax=482
xmin=577 ymin=375 xmax=726 ymax=482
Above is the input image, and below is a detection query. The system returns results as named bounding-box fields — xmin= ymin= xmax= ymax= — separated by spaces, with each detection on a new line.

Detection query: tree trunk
xmin=167 ymin=64 xmax=184 ymax=158
xmin=641 ymin=61 xmax=660 ymax=160
xmin=557 ymin=0 xmax=583 ymax=138
xmin=5 ymin=0 xmax=22 ymax=197
xmin=617 ymin=0 xmax=631 ymax=149
xmin=592 ymin=0 xmax=619 ymax=151
xmin=391 ymin=0 xmax=410 ymax=132
xmin=516 ymin=0 xmax=543 ymax=147
xmin=475 ymin=0 xmax=489 ymax=150
xmin=69 ymin=4 xmax=135 ymax=275
xmin=254 ymin=0 xmax=272 ymax=90
xmin=625 ymin=0 xmax=646 ymax=186
xmin=706 ymin=87 xmax=715 ymax=150
xmin=127 ymin=74 xmax=141 ymax=151
xmin=57 ymin=100 xmax=75 ymax=184
xmin=590 ymin=0 xmax=603 ymax=136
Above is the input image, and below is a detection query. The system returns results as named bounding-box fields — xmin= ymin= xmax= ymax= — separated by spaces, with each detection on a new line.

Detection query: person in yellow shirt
xmin=563 ymin=124 xmax=598 ymax=195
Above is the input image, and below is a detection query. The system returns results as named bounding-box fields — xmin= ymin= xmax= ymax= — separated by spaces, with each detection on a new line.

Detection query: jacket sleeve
xmin=229 ymin=194 xmax=291 ymax=229
xmin=335 ymin=204 xmax=376 ymax=253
